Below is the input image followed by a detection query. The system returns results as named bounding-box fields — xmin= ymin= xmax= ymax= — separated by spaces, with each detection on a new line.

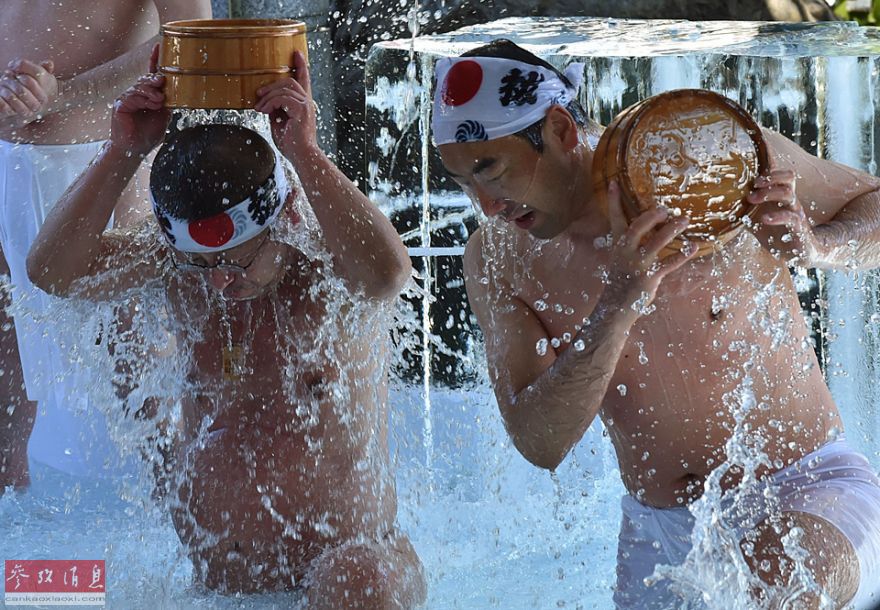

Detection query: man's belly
xmin=604 ymin=370 xmax=843 ymax=508
xmin=0 ymin=107 xmax=113 ymax=145
xmin=172 ymin=422 xmax=393 ymax=553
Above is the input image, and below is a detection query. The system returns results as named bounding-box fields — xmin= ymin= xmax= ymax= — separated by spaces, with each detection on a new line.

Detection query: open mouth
xmin=513 ymin=210 xmax=536 ymax=229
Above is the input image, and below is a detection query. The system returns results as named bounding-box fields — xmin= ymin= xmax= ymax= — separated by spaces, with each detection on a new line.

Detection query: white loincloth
xmin=0 ymin=138 xmax=134 ymax=479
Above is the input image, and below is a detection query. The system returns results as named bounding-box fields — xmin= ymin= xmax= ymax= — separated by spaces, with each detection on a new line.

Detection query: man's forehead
xmin=440 ymin=146 xmax=500 ymax=178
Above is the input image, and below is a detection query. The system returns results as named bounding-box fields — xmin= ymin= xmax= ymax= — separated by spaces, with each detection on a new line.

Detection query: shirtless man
xmin=0 ymin=0 xmax=210 ymax=489
xmin=26 ymin=51 xmax=426 ymax=605
xmin=433 ymin=40 xmax=880 ymax=608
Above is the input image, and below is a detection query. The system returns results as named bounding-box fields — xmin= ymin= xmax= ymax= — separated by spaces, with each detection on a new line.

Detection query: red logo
xmin=442 ymin=60 xmax=483 ymax=107
xmin=188 ymin=212 xmax=235 ymax=248
xmin=5 ymin=560 xmax=105 ymax=606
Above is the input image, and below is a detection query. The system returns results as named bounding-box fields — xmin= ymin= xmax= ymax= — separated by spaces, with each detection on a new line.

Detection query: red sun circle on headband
xmin=189 ymin=213 xmax=235 ymax=248
xmin=442 ymin=61 xmax=483 ymax=107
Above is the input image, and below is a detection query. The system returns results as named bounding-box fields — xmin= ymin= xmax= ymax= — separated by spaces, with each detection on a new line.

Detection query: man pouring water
xmin=433 ymin=39 xmax=880 ymax=608
xmin=26 ymin=48 xmax=426 ymax=605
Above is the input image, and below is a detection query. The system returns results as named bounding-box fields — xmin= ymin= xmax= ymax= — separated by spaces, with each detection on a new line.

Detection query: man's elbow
xmin=511 ymin=435 xmax=567 ymax=471
xmin=25 ymin=253 xmax=69 ymax=297
xmin=366 ymin=253 xmax=412 ymax=301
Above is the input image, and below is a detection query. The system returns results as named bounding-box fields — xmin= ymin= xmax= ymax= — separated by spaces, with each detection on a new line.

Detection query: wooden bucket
xmin=592 ymin=89 xmax=769 ymax=258
xmin=160 ymin=19 xmax=308 ymax=109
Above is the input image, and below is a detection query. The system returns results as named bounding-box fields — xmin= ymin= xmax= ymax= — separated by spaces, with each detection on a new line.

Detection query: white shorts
xmin=0 ymin=139 xmax=132 ymax=478
xmin=615 ymin=437 xmax=880 ymax=610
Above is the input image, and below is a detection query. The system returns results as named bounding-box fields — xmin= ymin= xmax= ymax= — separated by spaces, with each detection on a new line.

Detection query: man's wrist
xmin=103 ymin=140 xmax=145 ymax=167
xmin=282 ymin=141 xmax=323 ymax=168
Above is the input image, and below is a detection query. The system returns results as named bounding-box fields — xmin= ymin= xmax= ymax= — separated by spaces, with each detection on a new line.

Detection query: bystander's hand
xmin=0 ymin=59 xmax=59 ymax=128
xmin=109 ymin=45 xmax=169 ymax=158
xmin=601 ymin=180 xmax=698 ymax=315
xmin=255 ymin=50 xmax=319 ymax=163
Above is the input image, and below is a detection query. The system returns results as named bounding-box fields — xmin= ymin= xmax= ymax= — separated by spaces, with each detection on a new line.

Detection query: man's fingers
xmin=149 ymin=43 xmax=160 ymax=74
xmin=292 ymin=50 xmax=311 ymax=97
xmin=642 ymin=217 xmax=689 ymax=258
xmin=1 ymin=78 xmax=41 ymax=112
xmin=40 ymin=60 xmax=54 ymax=75
xmin=255 ymin=87 xmax=307 ymax=109
xmin=0 ymin=83 xmax=34 ymax=116
xmin=625 ymin=207 xmax=670 ymax=248
xmin=747 ymin=184 xmax=795 ymax=205
xmin=10 ymin=59 xmax=47 ymax=80
xmin=116 ymin=90 xmax=157 ymax=112
xmin=256 ymin=77 xmax=304 ymax=99
xmin=606 ymin=181 xmax=629 ymax=239
xmin=0 ymin=98 xmax=14 ymax=117
xmin=13 ymin=74 xmax=48 ymax=104
xmin=761 ymin=210 xmax=802 ymax=227
xmin=753 ymin=169 xmax=795 ymax=187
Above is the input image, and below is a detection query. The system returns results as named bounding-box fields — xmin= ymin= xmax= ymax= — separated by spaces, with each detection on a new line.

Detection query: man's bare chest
xmin=0 ymin=1 xmax=157 ymax=76
xmin=510 ymin=235 xmax=769 ymax=355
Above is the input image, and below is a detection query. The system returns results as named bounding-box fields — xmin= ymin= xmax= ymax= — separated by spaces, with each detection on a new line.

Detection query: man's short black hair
xmin=461 ymin=39 xmax=588 ymax=152
xmin=150 ymin=124 xmax=274 ymax=220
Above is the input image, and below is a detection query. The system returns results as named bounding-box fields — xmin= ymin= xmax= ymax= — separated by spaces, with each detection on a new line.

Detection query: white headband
xmin=151 ymin=152 xmax=291 ymax=253
xmin=432 ymin=56 xmax=584 ymax=146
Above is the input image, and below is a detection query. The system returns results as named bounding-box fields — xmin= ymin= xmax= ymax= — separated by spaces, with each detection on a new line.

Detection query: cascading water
xmin=5 ymin=14 xmax=880 ymax=609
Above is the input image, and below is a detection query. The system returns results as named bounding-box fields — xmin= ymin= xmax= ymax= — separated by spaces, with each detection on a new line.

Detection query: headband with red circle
xmin=432 ymin=57 xmax=584 ymax=146
xmin=150 ymin=152 xmax=291 ymax=253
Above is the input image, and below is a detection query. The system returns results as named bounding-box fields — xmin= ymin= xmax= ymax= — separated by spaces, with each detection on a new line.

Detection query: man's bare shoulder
xmin=761 ymin=126 xmax=880 ymax=222
xmin=463 ymin=223 xmax=523 ymax=290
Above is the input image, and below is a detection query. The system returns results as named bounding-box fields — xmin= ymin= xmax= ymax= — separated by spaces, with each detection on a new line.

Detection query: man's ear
xmin=544 ymin=105 xmax=579 ymax=152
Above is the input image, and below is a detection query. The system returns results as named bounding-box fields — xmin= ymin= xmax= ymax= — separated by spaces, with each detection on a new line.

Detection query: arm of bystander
xmin=0 ymin=0 xmax=211 ymax=130
xmin=26 ymin=49 xmax=170 ymax=300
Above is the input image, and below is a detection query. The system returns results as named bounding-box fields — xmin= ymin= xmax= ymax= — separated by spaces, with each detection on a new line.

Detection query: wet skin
xmin=440 ymin=126 xmax=851 ymax=508
xmin=441 ymin=114 xmax=880 ymax=603
xmin=0 ymin=0 xmax=157 ymax=144
xmin=493 ymin=225 xmax=840 ymax=506
xmin=161 ymin=243 xmax=418 ymax=594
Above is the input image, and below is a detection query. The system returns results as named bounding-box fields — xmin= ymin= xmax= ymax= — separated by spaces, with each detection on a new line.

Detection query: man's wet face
xmin=439 ymin=136 xmax=569 ymax=239
xmin=170 ymin=230 xmax=287 ymax=300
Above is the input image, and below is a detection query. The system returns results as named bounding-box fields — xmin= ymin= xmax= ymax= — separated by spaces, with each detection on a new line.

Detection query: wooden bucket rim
xmin=162 ymin=19 xmax=307 ymax=38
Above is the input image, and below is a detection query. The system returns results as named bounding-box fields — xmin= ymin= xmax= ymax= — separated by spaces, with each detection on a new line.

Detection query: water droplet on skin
xmin=534 ymin=299 xmax=548 ymax=311
xmin=535 ymin=338 xmax=549 ymax=356
xmin=573 ymin=339 xmax=585 ymax=351
xmin=617 ymin=384 xmax=627 ymax=396
xmin=551 ymin=337 xmax=561 ymax=349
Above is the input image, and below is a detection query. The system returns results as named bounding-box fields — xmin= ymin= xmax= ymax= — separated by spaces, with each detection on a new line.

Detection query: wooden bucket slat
xmin=159 ymin=19 xmax=309 ymax=109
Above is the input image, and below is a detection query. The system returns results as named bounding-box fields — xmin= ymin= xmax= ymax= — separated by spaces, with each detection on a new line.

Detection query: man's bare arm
xmin=466 ymin=186 xmax=696 ymax=470
xmin=26 ymin=141 xmax=156 ymax=297
xmin=257 ymin=52 xmax=411 ymax=300
xmin=27 ymin=62 xmax=170 ymax=299
xmin=464 ymin=235 xmax=639 ymax=470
